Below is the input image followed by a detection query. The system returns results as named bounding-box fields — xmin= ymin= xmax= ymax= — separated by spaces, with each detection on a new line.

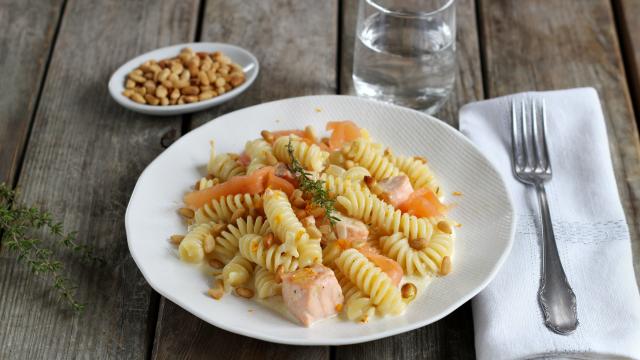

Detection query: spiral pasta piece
xmin=335 ymin=249 xmax=405 ymax=315
xmin=213 ymin=216 xmax=270 ymax=263
xmin=222 ymin=254 xmax=254 ymax=287
xmin=387 ymin=155 xmax=439 ymax=193
xmin=380 ymin=229 xmax=453 ymax=275
xmin=238 ymin=233 xmax=298 ymax=272
xmin=319 ymin=173 xmax=368 ymax=198
xmin=208 ymin=153 xmax=246 ymax=181
xmin=322 ymin=240 xmax=343 ymax=269
xmin=245 ymin=139 xmax=274 ymax=174
xmin=194 ymin=193 xmax=262 ymax=225
xmin=343 ymin=138 xmax=400 ymax=181
xmin=343 ymin=166 xmax=371 ymax=182
xmin=273 ymin=135 xmax=328 ymax=172
xmin=254 ymin=266 xmax=282 ymax=298
xmin=337 ymin=188 xmax=435 ymax=241
xmin=263 ymin=189 xmax=305 ymax=257
xmin=196 ymin=177 xmax=217 ymax=190
xmin=297 ymin=234 xmax=322 ymax=268
xmin=336 ymin=269 xmax=375 ymax=322
xmin=179 ymin=222 xmax=217 ymax=263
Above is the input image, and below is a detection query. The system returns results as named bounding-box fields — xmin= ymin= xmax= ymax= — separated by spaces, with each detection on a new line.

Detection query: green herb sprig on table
xmin=0 ymin=183 xmax=103 ymax=313
xmin=286 ymin=140 xmax=340 ymax=225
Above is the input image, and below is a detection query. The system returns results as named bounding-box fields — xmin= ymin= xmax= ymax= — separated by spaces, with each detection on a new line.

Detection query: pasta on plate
xmin=171 ymin=120 xmax=456 ymax=327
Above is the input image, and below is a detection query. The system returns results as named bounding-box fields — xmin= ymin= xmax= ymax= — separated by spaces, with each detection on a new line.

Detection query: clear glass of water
xmin=353 ymin=0 xmax=456 ymax=114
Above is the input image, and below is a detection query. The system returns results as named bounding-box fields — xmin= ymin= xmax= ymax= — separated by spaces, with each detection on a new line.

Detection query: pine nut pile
xmin=122 ymin=48 xmax=246 ymax=106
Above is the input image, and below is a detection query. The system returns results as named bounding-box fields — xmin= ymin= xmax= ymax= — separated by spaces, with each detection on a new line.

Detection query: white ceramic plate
xmin=125 ymin=95 xmax=515 ymax=345
xmin=108 ymin=42 xmax=258 ymax=116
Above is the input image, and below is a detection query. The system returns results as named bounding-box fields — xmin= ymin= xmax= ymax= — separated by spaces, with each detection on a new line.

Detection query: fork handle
xmin=535 ymin=182 xmax=578 ymax=334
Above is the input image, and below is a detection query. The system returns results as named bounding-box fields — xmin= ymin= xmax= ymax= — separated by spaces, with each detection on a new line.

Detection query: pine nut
xmin=130 ymin=93 xmax=145 ymax=104
xmin=408 ymin=237 xmax=428 ymax=250
xmin=230 ymin=208 xmax=246 ymax=223
xmin=440 ymin=256 xmax=451 ymax=275
xmin=199 ymin=90 xmax=215 ymax=101
xmin=144 ymin=94 xmax=159 ymax=105
xmin=170 ymin=234 xmax=184 ymax=244
xmin=263 ymin=233 xmax=274 ymax=248
xmin=203 ymin=234 xmax=215 ymax=254
xmin=182 ymin=86 xmax=200 ymax=95
xmin=178 ymin=207 xmax=195 ymax=219
xmin=208 ymin=258 xmax=224 ymax=269
xmin=401 ymin=283 xmax=417 ymax=301
xmin=261 ymin=130 xmax=275 ymax=143
xmin=235 ymin=287 xmax=254 ymax=299
xmin=155 ymin=85 xmax=168 ymax=98
xmin=437 ymin=221 xmax=452 ymax=234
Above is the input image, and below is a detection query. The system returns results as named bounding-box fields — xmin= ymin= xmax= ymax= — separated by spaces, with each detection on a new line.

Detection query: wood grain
xmin=0 ymin=0 xmax=199 ymax=358
xmin=0 ymin=0 xmax=64 ymax=183
xmin=479 ymin=0 xmax=640 ymax=278
xmin=615 ymin=0 xmax=640 ymax=113
xmin=151 ymin=1 xmax=337 ymax=358
xmin=335 ymin=0 xmax=483 ymax=358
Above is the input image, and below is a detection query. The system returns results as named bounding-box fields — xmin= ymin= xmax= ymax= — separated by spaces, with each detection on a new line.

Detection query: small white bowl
xmin=108 ymin=42 xmax=259 ymax=116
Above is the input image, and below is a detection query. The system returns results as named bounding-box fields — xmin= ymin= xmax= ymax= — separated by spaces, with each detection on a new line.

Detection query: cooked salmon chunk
xmin=281 ymin=264 xmax=344 ymax=326
xmin=377 ymin=175 xmax=414 ymax=208
xmin=335 ymin=214 xmax=369 ymax=244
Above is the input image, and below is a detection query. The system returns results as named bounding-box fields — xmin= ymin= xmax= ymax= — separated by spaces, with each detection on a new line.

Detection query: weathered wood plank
xmin=480 ymin=0 xmax=640 ymax=276
xmin=615 ymin=0 xmax=640 ymax=112
xmin=151 ymin=1 xmax=337 ymax=358
xmin=0 ymin=0 xmax=199 ymax=358
xmin=336 ymin=0 xmax=483 ymax=358
xmin=0 ymin=0 xmax=64 ymax=183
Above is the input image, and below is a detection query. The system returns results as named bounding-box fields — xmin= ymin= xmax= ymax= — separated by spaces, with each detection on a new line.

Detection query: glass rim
xmin=366 ymin=0 xmax=456 ymax=18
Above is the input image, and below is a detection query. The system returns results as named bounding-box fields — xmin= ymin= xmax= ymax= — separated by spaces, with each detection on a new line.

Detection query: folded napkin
xmin=459 ymin=88 xmax=640 ymax=360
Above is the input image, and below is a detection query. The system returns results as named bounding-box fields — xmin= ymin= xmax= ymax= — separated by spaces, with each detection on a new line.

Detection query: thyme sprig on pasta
xmin=0 ymin=183 xmax=104 ymax=313
xmin=286 ymin=140 xmax=340 ymax=225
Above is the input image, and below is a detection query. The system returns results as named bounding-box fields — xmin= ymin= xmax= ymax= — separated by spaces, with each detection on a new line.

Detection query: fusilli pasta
xmin=263 ymin=189 xmax=305 ymax=257
xmin=194 ymin=193 xmax=262 ymax=225
xmin=343 ymin=138 xmax=400 ymax=181
xmin=245 ymin=139 xmax=274 ymax=174
xmin=335 ymin=249 xmax=405 ymax=315
xmin=337 ymin=187 xmax=435 ymax=241
xmin=254 ymin=266 xmax=282 ymax=298
xmin=336 ymin=269 xmax=375 ymax=322
xmin=221 ymin=254 xmax=254 ymax=287
xmin=179 ymin=222 xmax=217 ymax=263
xmin=273 ymin=135 xmax=329 ymax=172
xmin=213 ymin=216 xmax=270 ymax=263
xmin=380 ymin=229 xmax=454 ymax=276
xmin=387 ymin=155 xmax=439 ymax=193
xmin=238 ymin=233 xmax=298 ymax=272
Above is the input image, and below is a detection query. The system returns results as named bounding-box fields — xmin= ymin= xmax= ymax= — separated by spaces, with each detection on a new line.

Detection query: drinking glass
xmin=353 ymin=0 xmax=457 ymax=114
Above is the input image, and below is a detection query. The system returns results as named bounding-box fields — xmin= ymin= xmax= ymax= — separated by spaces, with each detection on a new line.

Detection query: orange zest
xmin=326 ymin=121 xmax=361 ymax=150
xmin=398 ymin=188 xmax=447 ymax=218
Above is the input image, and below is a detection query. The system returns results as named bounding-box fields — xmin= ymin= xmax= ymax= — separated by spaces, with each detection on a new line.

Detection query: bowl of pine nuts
xmin=108 ymin=43 xmax=259 ymax=115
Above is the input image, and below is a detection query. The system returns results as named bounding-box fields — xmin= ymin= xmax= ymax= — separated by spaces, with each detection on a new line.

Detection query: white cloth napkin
xmin=459 ymin=88 xmax=640 ymax=360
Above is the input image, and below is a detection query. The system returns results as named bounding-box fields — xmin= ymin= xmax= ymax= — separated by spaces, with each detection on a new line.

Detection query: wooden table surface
xmin=1 ymin=0 xmax=639 ymax=358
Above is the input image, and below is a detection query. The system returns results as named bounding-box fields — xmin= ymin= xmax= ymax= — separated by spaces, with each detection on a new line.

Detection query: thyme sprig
xmin=0 ymin=183 xmax=104 ymax=313
xmin=286 ymin=140 xmax=340 ymax=225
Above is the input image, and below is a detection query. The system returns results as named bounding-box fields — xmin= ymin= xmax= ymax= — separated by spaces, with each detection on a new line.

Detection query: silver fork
xmin=511 ymin=99 xmax=578 ymax=334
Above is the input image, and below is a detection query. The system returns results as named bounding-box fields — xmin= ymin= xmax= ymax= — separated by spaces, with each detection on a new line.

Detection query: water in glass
xmin=353 ymin=6 xmax=456 ymax=114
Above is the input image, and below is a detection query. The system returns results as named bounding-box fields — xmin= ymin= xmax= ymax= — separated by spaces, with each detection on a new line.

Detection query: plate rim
xmin=108 ymin=42 xmax=259 ymax=116
xmin=125 ymin=94 xmax=516 ymax=345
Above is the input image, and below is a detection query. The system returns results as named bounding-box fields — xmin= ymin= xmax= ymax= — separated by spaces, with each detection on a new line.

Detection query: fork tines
xmin=511 ymin=98 xmax=551 ymax=179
